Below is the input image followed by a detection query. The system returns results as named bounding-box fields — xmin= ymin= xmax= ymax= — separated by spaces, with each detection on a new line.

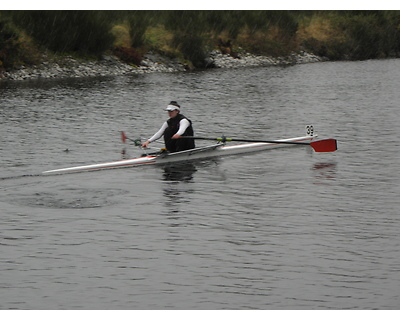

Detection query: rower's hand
xmin=172 ymin=134 xmax=182 ymax=139
xmin=142 ymin=141 xmax=150 ymax=148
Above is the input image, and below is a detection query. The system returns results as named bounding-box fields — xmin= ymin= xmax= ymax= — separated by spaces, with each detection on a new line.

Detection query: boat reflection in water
xmin=162 ymin=161 xmax=197 ymax=182
xmin=161 ymin=159 xmax=221 ymax=216
xmin=161 ymin=162 xmax=198 ymax=219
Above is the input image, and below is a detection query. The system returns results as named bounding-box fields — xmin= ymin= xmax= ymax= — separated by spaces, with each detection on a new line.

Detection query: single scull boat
xmin=42 ymin=126 xmax=336 ymax=175
xmin=43 ymin=126 xmax=337 ymax=174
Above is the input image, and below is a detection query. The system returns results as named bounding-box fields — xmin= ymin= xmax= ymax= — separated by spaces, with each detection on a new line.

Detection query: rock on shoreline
xmin=0 ymin=50 xmax=325 ymax=81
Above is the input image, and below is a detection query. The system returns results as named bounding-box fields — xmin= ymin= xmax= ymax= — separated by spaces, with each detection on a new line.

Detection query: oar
xmin=180 ymin=136 xmax=337 ymax=152
xmin=121 ymin=131 xmax=128 ymax=143
xmin=121 ymin=131 xmax=141 ymax=146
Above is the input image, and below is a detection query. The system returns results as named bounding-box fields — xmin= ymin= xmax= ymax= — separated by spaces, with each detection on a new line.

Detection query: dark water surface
xmin=1 ymin=59 xmax=399 ymax=309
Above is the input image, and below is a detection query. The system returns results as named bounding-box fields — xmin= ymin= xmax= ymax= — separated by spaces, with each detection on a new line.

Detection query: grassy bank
xmin=1 ymin=10 xmax=400 ymax=72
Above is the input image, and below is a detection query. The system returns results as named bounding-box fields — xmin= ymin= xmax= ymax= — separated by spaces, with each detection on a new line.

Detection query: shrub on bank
xmin=11 ymin=11 xmax=115 ymax=57
xmin=0 ymin=17 xmax=20 ymax=70
xmin=2 ymin=10 xmax=400 ymax=73
xmin=112 ymin=46 xmax=143 ymax=66
xmin=297 ymin=11 xmax=400 ymax=60
xmin=0 ymin=13 xmax=41 ymax=71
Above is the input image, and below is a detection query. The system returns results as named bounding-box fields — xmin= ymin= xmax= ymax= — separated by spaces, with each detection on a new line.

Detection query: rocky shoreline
xmin=0 ymin=50 xmax=325 ymax=81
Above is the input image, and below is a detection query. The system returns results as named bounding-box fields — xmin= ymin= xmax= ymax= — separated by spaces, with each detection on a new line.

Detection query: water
xmin=0 ymin=59 xmax=399 ymax=309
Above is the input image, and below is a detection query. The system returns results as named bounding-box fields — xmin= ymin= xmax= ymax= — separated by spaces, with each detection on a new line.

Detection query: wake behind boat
xmin=42 ymin=126 xmax=337 ymax=175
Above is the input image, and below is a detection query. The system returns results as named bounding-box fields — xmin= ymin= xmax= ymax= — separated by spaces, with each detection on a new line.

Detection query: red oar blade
xmin=121 ymin=131 xmax=127 ymax=144
xmin=310 ymin=139 xmax=337 ymax=152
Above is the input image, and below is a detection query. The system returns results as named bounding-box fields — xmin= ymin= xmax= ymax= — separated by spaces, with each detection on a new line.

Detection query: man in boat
xmin=141 ymin=101 xmax=195 ymax=153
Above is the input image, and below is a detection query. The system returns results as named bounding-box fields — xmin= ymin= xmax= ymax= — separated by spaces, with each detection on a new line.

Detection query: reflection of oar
xmin=181 ymin=136 xmax=338 ymax=153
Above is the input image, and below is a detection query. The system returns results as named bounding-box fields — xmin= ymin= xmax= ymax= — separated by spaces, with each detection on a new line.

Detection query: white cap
xmin=165 ymin=105 xmax=180 ymax=111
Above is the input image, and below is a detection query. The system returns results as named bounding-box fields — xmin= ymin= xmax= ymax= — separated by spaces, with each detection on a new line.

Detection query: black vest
xmin=164 ymin=114 xmax=195 ymax=152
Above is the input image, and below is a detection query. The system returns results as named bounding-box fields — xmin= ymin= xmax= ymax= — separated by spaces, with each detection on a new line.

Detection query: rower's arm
xmin=148 ymin=122 xmax=168 ymax=142
xmin=176 ymin=119 xmax=190 ymax=136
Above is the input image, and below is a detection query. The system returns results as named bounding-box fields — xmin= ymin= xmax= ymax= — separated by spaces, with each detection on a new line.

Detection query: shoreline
xmin=0 ymin=50 xmax=326 ymax=82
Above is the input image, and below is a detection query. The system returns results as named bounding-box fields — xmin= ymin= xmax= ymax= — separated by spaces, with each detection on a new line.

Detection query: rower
xmin=141 ymin=101 xmax=195 ymax=153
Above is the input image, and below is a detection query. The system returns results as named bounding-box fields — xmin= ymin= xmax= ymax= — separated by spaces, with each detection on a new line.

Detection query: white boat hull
xmin=42 ymin=135 xmax=315 ymax=174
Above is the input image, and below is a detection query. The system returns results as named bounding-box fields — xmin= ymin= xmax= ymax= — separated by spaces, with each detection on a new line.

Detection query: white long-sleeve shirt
xmin=148 ymin=118 xmax=190 ymax=142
